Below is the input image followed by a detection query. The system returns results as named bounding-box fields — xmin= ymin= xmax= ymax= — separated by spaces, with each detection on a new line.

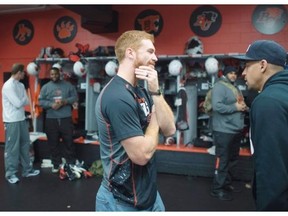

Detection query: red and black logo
xmin=134 ymin=9 xmax=163 ymax=36
xmin=190 ymin=5 xmax=222 ymax=37
xmin=54 ymin=16 xmax=77 ymax=43
xmin=13 ymin=19 xmax=34 ymax=45
xmin=252 ymin=5 xmax=287 ymax=35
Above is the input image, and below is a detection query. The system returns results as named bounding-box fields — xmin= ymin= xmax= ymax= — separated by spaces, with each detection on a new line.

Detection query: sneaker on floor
xmin=52 ymin=165 xmax=59 ymax=173
xmin=207 ymin=145 xmax=216 ymax=155
xmin=41 ymin=159 xmax=53 ymax=168
xmin=23 ymin=169 xmax=40 ymax=177
xmin=224 ymin=184 xmax=242 ymax=193
xmin=245 ymin=183 xmax=252 ymax=189
xmin=6 ymin=175 xmax=20 ymax=184
xmin=210 ymin=190 xmax=233 ymax=201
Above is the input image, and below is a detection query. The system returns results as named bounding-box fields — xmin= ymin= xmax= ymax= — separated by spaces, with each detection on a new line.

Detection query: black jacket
xmin=251 ymin=71 xmax=288 ymax=210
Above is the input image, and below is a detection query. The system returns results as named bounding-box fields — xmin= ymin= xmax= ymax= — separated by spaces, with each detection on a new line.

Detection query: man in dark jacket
xmin=237 ymin=40 xmax=288 ymax=210
xmin=210 ymin=66 xmax=247 ymax=201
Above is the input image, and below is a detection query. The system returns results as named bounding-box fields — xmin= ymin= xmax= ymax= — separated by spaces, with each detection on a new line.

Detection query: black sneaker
xmin=64 ymin=163 xmax=76 ymax=181
xmin=224 ymin=185 xmax=242 ymax=193
xmin=210 ymin=190 xmax=233 ymax=201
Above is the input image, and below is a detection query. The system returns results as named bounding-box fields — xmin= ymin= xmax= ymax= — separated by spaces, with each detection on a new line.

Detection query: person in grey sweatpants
xmin=2 ymin=63 xmax=40 ymax=184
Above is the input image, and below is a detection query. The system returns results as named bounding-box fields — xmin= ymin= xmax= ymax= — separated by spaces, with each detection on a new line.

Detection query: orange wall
xmin=0 ymin=4 xmax=288 ymax=142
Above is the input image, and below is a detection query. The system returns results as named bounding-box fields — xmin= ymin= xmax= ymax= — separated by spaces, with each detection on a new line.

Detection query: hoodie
xmin=250 ymin=71 xmax=288 ymax=210
xmin=211 ymin=76 xmax=245 ymax=133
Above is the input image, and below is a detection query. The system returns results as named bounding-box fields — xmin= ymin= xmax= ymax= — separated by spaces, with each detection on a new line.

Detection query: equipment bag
xmin=202 ymin=80 xmax=239 ymax=115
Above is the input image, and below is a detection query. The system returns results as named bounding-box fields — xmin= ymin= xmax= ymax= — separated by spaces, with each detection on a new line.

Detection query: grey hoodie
xmin=211 ymin=76 xmax=245 ymax=133
xmin=38 ymin=80 xmax=78 ymax=119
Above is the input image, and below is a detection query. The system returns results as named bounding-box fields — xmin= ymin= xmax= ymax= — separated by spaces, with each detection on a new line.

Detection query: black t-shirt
xmin=95 ymin=75 xmax=157 ymax=209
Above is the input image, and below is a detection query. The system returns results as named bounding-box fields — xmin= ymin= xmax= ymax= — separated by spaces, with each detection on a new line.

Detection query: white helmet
xmin=52 ymin=62 xmax=62 ymax=70
xmin=105 ymin=60 xmax=118 ymax=77
xmin=27 ymin=62 xmax=40 ymax=76
xmin=205 ymin=57 xmax=219 ymax=75
xmin=73 ymin=61 xmax=87 ymax=77
xmin=168 ymin=59 xmax=183 ymax=76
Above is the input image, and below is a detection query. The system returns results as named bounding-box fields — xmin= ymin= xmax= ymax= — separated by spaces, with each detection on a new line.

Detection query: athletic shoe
xmin=7 ymin=175 xmax=20 ymax=184
xmin=52 ymin=165 xmax=59 ymax=173
xmin=23 ymin=169 xmax=40 ymax=177
xmin=207 ymin=145 xmax=216 ymax=155
xmin=210 ymin=190 xmax=233 ymax=201
xmin=41 ymin=159 xmax=53 ymax=168
xmin=64 ymin=163 xmax=76 ymax=181
xmin=224 ymin=185 xmax=242 ymax=193
xmin=59 ymin=164 xmax=67 ymax=180
xmin=245 ymin=183 xmax=252 ymax=189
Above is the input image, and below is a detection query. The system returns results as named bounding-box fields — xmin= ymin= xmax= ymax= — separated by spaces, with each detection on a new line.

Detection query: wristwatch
xmin=149 ymin=89 xmax=162 ymax=96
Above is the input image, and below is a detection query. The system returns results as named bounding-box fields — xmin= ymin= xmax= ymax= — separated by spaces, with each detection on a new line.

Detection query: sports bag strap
xmin=219 ymin=80 xmax=243 ymax=102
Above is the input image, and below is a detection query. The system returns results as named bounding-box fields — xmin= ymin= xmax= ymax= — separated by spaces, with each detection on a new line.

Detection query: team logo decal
xmin=54 ymin=16 xmax=77 ymax=43
xmin=134 ymin=9 xmax=163 ymax=36
xmin=190 ymin=5 xmax=222 ymax=37
xmin=13 ymin=19 xmax=34 ymax=45
xmin=252 ymin=5 xmax=287 ymax=35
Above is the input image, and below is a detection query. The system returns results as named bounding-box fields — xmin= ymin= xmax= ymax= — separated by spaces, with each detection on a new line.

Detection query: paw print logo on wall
xmin=54 ymin=16 xmax=77 ymax=43
xmin=13 ymin=19 xmax=34 ymax=45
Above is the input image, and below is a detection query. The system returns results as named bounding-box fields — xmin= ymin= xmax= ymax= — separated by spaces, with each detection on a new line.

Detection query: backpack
xmin=202 ymin=80 xmax=239 ymax=115
xmin=203 ymin=88 xmax=213 ymax=115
